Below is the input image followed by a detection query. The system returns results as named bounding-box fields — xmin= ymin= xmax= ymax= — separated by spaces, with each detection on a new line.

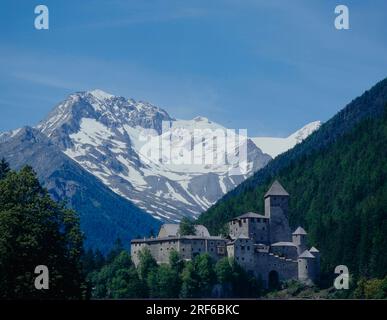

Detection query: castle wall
xmin=229 ymin=219 xmax=249 ymax=239
xmin=268 ymin=207 xmax=292 ymax=243
xmin=267 ymin=254 xmax=298 ymax=284
xmin=229 ymin=217 xmax=270 ymax=244
xmin=249 ymin=218 xmax=270 ymax=244
xmin=232 ymin=238 xmax=255 ymax=273
xmin=271 ymin=244 xmax=298 ymax=260
xmin=249 ymin=251 xmax=298 ymax=288
xmin=131 ymin=237 xmax=226 ymax=267
xmin=131 ymin=242 xmax=149 ymax=266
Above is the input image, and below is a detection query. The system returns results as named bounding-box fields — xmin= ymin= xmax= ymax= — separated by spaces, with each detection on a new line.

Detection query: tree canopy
xmin=178 ymin=217 xmax=196 ymax=236
xmin=0 ymin=163 xmax=85 ymax=299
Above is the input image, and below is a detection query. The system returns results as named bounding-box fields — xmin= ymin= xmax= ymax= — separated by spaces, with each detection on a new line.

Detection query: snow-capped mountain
xmin=37 ymin=89 xmax=272 ymax=222
xmin=251 ymin=121 xmax=321 ymax=158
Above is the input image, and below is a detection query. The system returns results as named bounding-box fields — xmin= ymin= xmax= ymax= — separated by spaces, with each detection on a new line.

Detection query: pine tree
xmin=0 ymin=158 xmax=10 ymax=180
xmin=0 ymin=165 xmax=85 ymax=299
xmin=178 ymin=217 xmax=196 ymax=236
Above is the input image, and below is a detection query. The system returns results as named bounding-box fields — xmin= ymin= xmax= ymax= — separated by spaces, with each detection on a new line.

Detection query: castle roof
xmin=299 ymin=250 xmax=315 ymax=259
xmin=271 ymin=241 xmax=297 ymax=247
xmin=229 ymin=233 xmax=250 ymax=242
xmin=159 ymin=224 xmax=179 ymax=237
xmin=194 ymin=225 xmax=210 ymax=237
xmin=236 ymin=234 xmax=250 ymax=240
xmin=309 ymin=247 xmax=319 ymax=253
xmin=292 ymin=226 xmax=307 ymax=235
xmin=158 ymin=223 xmax=210 ymax=237
xmin=233 ymin=212 xmax=267 ymax=220
xmin=264 ymin=180 xmax=289 ymax=198
xmin=132 ymin=235 xmax=224 ymax=244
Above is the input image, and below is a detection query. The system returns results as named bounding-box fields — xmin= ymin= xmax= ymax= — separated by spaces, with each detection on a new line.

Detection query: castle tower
xmin=264 ymin=180 xmax=291 ymax=242
xmin=292 ymin=226 xmax=307 ymax=255
xmin=298 ymin=250 xmax=316 ymax=285
xmin=264 ymin=180 xmax=289 ymax=218
xmin=309 ymin=247 xmax=320 ymax=281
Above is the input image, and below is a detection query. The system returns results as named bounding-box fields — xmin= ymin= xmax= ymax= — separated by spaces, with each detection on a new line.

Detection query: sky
xmin=0 ymin=0 xmax=386 ymax=137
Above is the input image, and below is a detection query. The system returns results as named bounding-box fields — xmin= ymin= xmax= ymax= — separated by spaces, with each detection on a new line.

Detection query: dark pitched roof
xmin=233 ymin=212 xmax=267 ymax=220
xmin=271 ymin=241 xmax=297 ymax=247
xmin=264 ymin=180 xmax=289 ymax=198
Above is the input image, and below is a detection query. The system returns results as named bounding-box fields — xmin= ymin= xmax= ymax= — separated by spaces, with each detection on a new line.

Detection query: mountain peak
xmin=193 ymin=116 xmax=210 ymax=123
xmin=87 ymin=89 xmax=115 ymax=100
xmin=289 ymin=121 xmax=321 ymax=142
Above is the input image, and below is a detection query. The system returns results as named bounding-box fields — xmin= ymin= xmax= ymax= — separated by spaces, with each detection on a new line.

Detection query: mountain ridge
xmin=252 ymin=121 xmax=321 ymax=158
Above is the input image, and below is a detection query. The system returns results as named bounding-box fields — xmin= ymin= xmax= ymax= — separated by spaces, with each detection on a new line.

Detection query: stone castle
xmin=131 ymin=181 xmax=320 ymax=288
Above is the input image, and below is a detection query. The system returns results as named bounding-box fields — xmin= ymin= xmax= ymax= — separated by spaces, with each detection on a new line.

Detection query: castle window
xmin=247 ymin=246 xmax=250 ymax=251
xmin=242 ymin=257 xmax=245 ymax=261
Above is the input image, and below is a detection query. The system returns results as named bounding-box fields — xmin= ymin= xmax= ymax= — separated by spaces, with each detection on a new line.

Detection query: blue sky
xmin=0 ymin=0 xmax=386 ymax=136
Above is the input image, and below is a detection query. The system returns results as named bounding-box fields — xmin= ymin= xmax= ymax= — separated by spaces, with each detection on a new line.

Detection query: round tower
xmin=292 ymin=226 xmax=307 ymax=255
xmin=298 ymin=250 xmax=316 ymax=285
xmin=309 ymin=247 xmax=320 ymax=281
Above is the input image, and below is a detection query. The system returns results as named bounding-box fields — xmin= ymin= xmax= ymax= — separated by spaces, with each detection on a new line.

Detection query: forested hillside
xmin=198 ymin=78 xmax=387 ymax=280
